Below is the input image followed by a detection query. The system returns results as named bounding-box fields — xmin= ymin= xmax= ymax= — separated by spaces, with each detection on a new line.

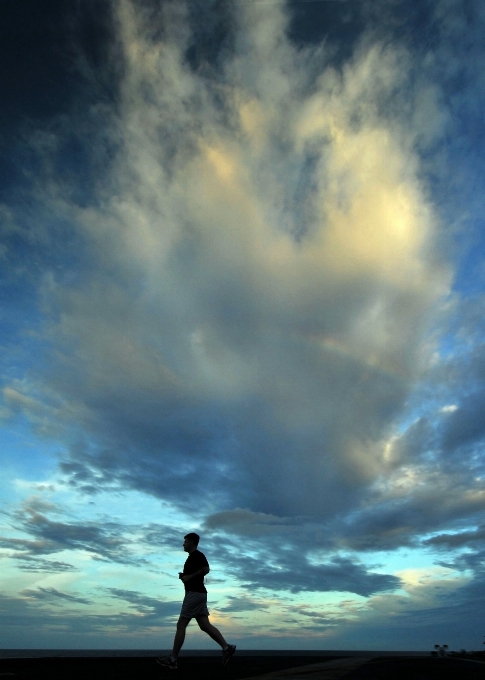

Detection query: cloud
xmin=0 ymin=591 xmax=178 ymax=648
xmin=237 ymin=553 xmax=400 ymax=596
xmin=6 ymin=0 xmax=485 ymax=623
xmin=283 ymin=599 xmax=365 ymax=629
xmin=5 ymin=556 xmax=77 ymax=573
xmin=2 ymin=0 xmax=449 ymax=530
xmin=347 ymin=561 xmax=485 ymax=649
xmin=423 ymin=526 xmax=485 ymax=549
xmin=21 ymin=587 xmax=92 ymax=606
xmin=1 ymin=493 xmax=201 ymax=579
xmin=442 ymin=391 xmax=485 ymax=454
xmin=106 ymin=588 xmax=180 ymax=619
xmin=333 ymin=469 xmax=485 ymax=553
xmin=218 ymin=594 xmax=270 ymax=612
xmin=2 ymin=496 xmax=146 ymax=566
xmin=203 ymin=508 xmax=302 ymax=536
xmin=199 ymin=529 xmax=400 ymax=596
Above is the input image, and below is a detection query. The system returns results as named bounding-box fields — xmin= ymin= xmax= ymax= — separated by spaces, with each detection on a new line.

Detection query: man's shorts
xmin=180 ymin=591 xmax=210 ymax=619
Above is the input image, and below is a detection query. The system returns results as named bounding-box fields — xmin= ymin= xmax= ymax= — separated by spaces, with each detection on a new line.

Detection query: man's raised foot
xmin=222 ymin=644 xmax=236 ymax=666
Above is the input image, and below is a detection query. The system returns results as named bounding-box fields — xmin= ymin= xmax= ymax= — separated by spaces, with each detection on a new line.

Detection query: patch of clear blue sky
xmin=452 ymin=218 xmax=485 ymax=296
xmin=0 ymin=425 xmax=60 ymax=501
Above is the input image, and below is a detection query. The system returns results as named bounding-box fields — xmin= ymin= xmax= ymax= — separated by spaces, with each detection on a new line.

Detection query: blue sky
xmin=1 ymin=0 xmax=485 ymax=651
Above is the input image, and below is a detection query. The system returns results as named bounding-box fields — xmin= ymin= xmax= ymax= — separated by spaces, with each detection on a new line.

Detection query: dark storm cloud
xmin=21 ymin=587 xmax=92 ymax=605
xmin=13 ymin=557 xmax=77 ymax=573
xmin=56 ymin=405 xmax=243 ymax=513
xmin=442 ymin=391 xmax=485 ymax=455
xmin=283 ymin=600 xmax=358 ymax=629
xmin=200 ymin=527 xmax=400 ymax=596
xmin=2 ymin=496 xmax=196 ymax=574
xmin=203 ymin=508 xmax=303 ymax=536
xmin=236 ymin=553 xmax=399 ymax=596
xmin=3 ymin=497 xmax=144 ymax=565
xmin=107 ymin=588 xmax=180 ymax=618
xmin=423 ymin=526 xmax=485 ymax=549
xmin=333 ymin=476 xmax=485 ymax=553
xmin=218 ymin=595 xmax=269 ymax=612
xmin=0 ymin=591 xmax=177 ymax=648
xmin=141 ymin=523 xmax=194 ymax=551
xmin=442 ymin=547 xmax=485 ymax=575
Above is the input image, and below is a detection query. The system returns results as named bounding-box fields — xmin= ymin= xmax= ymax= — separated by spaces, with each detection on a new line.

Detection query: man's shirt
xmin=183 ymin=549 xmax=209 ymax=593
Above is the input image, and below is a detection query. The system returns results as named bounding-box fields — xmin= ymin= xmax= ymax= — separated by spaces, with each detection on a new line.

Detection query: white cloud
xmin=13 ymin=0 xmax=452 ymax=526
xmin=4 ymin=0 xmax=485 ymax=651
xmin=7 ymin=0 xmax=485 ymax=628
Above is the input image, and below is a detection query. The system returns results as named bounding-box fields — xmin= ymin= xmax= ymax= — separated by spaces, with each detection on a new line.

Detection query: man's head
xmin=183 ymin=532 xmax=200 ymax=553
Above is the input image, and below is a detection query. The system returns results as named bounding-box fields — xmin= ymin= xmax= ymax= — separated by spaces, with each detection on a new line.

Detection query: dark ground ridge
xmin=0 ymin=653 xmax=484 ymax=680
xmin=0 ymin=649 xmax=430 ymax=659
xmin=1 ymin=654 xmax=337 ymax=679
xmin=342 ymin=656 xmax=485 ymax=680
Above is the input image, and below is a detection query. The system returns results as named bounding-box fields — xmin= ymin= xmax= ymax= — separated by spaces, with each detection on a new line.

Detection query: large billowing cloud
xmin=7 ymin=0 xmax=448 ymax=513
xmin=3 ymin=0 xmax=485 ymax=623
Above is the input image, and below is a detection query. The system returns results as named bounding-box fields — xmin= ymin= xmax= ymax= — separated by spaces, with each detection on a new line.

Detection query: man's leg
xmin=196 ymin=615 xmax=227 ymax=648
xmin=171 ymin=616 xmax=191 ymax=660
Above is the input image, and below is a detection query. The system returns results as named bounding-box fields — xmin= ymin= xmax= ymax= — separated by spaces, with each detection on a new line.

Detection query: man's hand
xmin=179 ymin=567 xmax=208 ymax=583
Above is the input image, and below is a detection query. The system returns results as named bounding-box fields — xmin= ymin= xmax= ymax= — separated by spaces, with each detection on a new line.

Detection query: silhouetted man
xmin=157 ymin=532 xmax=236 ymax=670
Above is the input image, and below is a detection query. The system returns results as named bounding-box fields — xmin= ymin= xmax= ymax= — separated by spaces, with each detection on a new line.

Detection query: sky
xmin=1 ymin=0 xmax=485 ymax=652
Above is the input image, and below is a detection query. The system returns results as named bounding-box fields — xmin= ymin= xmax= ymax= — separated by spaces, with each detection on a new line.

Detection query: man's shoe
xmin=157 ymin=656 xmax=178 ymax=670
xmin=222 ymin=644 xmax=236 ymax=666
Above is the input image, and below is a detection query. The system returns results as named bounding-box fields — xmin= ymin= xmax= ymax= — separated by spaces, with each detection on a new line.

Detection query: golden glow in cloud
xmin=28 ymin=0 xmax=452 ymax=509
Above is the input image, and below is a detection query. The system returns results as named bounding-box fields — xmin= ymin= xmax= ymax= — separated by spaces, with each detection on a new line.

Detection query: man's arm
xmin=180 ymin=566 xmax=209 ymax=582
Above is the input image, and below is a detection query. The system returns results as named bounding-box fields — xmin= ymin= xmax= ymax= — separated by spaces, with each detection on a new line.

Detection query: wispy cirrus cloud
xmin=21 ymin=586 xmax=93 ymax=606
xmin=0 ymin=590 xmax=179 ymax=648
xmin=2 ymin=496 xmax=146 ymax=566
xmin=107 ymin=588 xmax=180 ymax=618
